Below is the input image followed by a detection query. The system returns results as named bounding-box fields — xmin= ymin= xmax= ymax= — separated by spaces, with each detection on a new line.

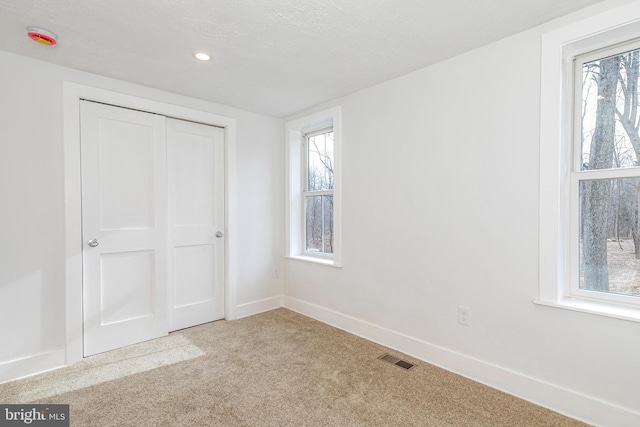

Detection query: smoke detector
xmin=27 ymin=27 xmax=58 ymax=46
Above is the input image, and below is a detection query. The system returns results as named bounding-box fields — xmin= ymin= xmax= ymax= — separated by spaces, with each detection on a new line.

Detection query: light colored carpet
xmin=0 ymin=308 xmax=587 ymax=426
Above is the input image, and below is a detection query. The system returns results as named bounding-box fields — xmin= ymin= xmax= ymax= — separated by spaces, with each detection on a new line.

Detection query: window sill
xmin=533 ymin=297 xmax=640 ymax=323
xmin=284 ymin=255 xmax=342 ymax=268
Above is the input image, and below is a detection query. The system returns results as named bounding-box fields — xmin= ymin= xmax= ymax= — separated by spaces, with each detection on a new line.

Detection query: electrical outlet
xmin=272 ymin=269 xmax=279 ymax=279
xmin=458 ymin=306 xmax=470 ymax=326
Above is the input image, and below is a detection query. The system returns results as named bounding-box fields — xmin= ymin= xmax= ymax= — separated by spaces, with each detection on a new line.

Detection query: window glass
xmin=575 ymin=43 xmax=640 ymax=301
xmin=579 ymin=177 xmax=640 ymax=297
xmin=579 ymin=48 xmax=640 ymax=171
xmin=307 ymin=131 xmax=334 ymax=191
xmin=305 ymin=195 xmax=334 ymax=254
xmin=304 ymin=128 xmax=334 ymax=256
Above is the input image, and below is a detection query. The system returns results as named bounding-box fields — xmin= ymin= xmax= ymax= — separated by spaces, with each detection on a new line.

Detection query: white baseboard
xmin=284 ymin=296 xmax=640 ymax=427
xmin=0 ymin=350 xmax=66 ymax=385
xmin=234 ymin=295 xmax=284 ymax=319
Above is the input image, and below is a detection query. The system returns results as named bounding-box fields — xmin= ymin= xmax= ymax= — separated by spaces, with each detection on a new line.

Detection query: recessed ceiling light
xmin=193 ymin=52 xmax=211 ymax=61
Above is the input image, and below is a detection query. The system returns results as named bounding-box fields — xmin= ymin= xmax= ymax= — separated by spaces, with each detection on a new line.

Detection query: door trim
xmin=63 ymin=82 xmax=238 ymax=365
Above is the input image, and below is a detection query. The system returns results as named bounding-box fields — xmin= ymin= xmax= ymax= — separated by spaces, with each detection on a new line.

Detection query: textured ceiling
xmin=0 ymin=0 xmax=607 ymax=117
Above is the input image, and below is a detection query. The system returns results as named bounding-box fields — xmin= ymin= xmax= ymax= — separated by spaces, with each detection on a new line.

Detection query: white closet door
xmin=167 ymin=118 xmax=225 ymax=331
xmin=81 ymin=100 xmax=168 ymax=357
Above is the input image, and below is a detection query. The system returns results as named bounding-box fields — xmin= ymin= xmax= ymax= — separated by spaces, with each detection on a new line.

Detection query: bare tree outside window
xmin=304 ymin=130 xmax=334 ymax=255
xmin=579 ymin=46 xmax=640 ymax=297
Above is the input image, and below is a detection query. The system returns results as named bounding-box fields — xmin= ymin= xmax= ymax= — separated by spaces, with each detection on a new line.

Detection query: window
xmin=572 ymin=42 xmax=640 ymax=305
xmin=303 ymin=128 xmax=334 ymax=256
xmin=538 ymin=6 xmax=640 ymax=320
xmin=285 ymin=107 xmax=341 ymax=266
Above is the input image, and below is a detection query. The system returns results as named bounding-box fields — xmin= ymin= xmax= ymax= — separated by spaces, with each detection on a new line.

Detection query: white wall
xmin=284 ymin=1 xmax=640 ymax=426
xmin=0 ymin=50 xmax=284 ymax=380
xmin=2 ymin=0 xmax=638 ymax=423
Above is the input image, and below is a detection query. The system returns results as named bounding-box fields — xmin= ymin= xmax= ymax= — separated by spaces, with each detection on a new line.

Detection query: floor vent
xmin=378 ymin=354 xmax=415 ymax=371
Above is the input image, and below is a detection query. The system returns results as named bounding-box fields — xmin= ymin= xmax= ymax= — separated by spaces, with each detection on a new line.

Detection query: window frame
xmin=537 ymin=6 xmax=640 ymax=322
xmin=285 ymin=107 xmax=342 ymax=267
xmin=569 ymin=41 xmax=640 ymax=307
xmin=302 ymin=126 xmax=335 ymax=258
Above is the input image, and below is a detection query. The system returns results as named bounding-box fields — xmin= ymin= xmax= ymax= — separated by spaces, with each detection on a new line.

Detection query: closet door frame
xmin=63 ymin=82 xmax=238 ymax=365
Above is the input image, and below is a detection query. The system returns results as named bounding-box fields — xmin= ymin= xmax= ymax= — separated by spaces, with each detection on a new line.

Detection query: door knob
xmin=88 ymin=239 xmax=99 ymax=247
xmin=215 ymin=231 xmax=224 ymax=238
